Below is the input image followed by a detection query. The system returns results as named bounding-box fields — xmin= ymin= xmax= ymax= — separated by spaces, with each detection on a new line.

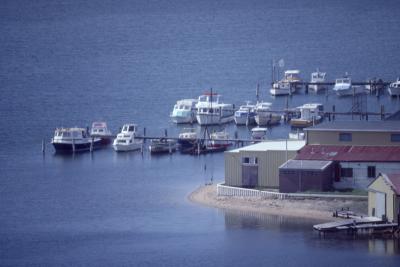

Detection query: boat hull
xmin=52 ymin=139 xmax=102 ymax=153
xmin=196 ymin=114 xmax=234 ymax=125
xmin=113 ymin=142 xmax=142 ymax=152
xmin=255 ymin=114 xmax=281 ymax=126
xmin=234 ymin=114 xmax=256 ymax=125
xmin=334 ymin=86 xmax=365 ymax=96
xmin=290 ymin=117 xmax=322 ymax=128
xmin=388 ymin=86 xmax=400 ymax=96
xmin=170 ymin=114 xmax=196 ymax=124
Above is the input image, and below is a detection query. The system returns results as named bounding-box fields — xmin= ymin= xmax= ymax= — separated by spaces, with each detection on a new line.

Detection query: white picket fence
xmin=217 ymin=183 xmax=367 ymax=200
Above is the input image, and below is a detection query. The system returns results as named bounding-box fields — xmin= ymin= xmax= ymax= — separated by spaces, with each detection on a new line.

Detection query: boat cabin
xmin=54 ymin=128 xmax=88 ymax=140
xmin=284 ymin=70 xmax=301 ymax=81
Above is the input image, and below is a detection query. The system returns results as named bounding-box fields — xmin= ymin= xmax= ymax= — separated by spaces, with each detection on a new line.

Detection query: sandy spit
xmin=189 ymin=184 xmax=368 ymax=222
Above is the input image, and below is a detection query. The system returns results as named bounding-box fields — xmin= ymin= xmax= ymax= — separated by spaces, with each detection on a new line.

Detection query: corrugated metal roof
xmin=385 ymin=173 xmax=400 ymax=195
xmin=296 ymin=145 xmax=400 ymax=162
xmin=229 ymin=140 xmax=306 ymax=153
xmin=304 ymin=121 xmax=400 ymax=132
xmin=279 ymin=159 xmax=332 ymax=170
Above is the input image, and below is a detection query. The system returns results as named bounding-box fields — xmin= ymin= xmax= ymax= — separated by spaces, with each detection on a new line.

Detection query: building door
xmin=375 ymin=192 xmax=386 ymax=219
xmin=242 ymin=165 xmax=258 ymax=188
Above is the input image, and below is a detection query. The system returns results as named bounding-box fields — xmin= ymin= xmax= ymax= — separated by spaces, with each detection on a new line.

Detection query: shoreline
xmin=189 ymin=184 xmax=368 ymax=222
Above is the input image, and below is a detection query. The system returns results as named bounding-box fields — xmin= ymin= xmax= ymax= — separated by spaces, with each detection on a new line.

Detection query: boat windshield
xmin=128 ymin=125 xmax=135 ymax=132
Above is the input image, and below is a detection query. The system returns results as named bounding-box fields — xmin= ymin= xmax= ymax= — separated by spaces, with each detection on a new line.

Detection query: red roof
xmin=385 ymin=173 xmax=400 ymax=195
xmin=296 ymin=145 xmax=400 ymax=162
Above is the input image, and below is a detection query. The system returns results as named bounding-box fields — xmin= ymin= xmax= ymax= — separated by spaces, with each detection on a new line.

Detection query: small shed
xmin=279 ymin=160 xmax=333 ymax=193
xmin=368 ymin=173 xmax=400 ymax=222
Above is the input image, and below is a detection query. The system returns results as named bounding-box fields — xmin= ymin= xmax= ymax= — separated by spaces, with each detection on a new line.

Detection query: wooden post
xmin=381 ymin=105 xmax=384 ymax=120
xmin=143 ymin=127 xmax=146 ymax=143
xmin=90 ymin=137 xmax=94 ymax=152
xmin=332 ymin=105 xmax=336 ymax=121
xmin=164 ymin=129 xmax=168 ymax=137
xmin=305 ymin=84 xmax=308 ymax=94
xmin=72 ymin=138 xmax=75 ymax=153
xmin=42 ymin=139 xmax=45 ymax=154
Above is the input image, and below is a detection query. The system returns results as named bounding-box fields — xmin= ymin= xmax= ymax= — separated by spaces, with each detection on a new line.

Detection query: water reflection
xmin=223 ymin=209 xmax=400 ymax=255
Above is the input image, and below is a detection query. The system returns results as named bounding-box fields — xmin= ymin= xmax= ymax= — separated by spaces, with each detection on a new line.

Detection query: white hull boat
xmin=270 ymin=81 xmax=294 ymax=96
xmin=254 ymin=102 xmax=281 ymax=126
xmin=251 ymin=127 xmax=268 ymax=141
xmin=234 ymin=102 xmax=256 ymax=125
xmin=309 ymin=70 xmax=327 ymax=92
xmin=388 ymin=78 xmax=400 ymax=96
xmin=170 ymin=99 xmax=198 ymax=124
xmin=195 ymin=92 xmax=234 ymax=125
xmin=52 ymin=127 xmax=102 ymax=153
xmin=113 ymin=123 xmax=143 ymax=152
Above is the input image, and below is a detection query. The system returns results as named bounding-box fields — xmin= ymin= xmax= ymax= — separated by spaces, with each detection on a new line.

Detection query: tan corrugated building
xmin=305 ymin=121 xmax=400 ymax=146
xmin=224 ymin=140 xmax=306 ymax=189
xmin=368 ymin=173 xmax=400 ymax=222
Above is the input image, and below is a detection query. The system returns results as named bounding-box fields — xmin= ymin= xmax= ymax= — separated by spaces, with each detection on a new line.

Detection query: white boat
xmin=254 ymin=102 xmax=281 ymax=126
xmin=149 ymin=138 xmax=177 ymax=154
xmin=270 ymin=81 xmax=293 ymax=96
xmin=309 ymin=70 xmax=327 ymax=92
xmin=290 ymin=103 xmax=323 ymax=128
xmin=234 ymin=101 xmax=256 ymax=125
xmin=388 ymin=78 xmax=400 ymax=96
xmin=177 ymin=128 xmax=198 ymax=150
xmin=90 ymin=122 xmax=113 ymax=145
xmin=270 ymin=70 xmax=302 ymax=96
xmin=251 ymin=127 xmax=268 ymax=141
xmin=208 ymin=131 xmax=232 ymax=149
xmin=195 ymin=92 xmax=235 ymax=125
xmin=51 ymin=127 xmax=102 ymax=153
xmin=333 ymin=76 xmax=365 ymax=96
xmin=113 ymin=124 xmax=143 ymax=152
xmin=170 ymin=99 xmax=198 ymax=124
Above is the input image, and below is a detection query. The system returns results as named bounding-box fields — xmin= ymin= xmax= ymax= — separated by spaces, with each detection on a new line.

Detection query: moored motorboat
xmin=234 ymin=101 xmax=256 ymax=125
xmin=170 ymin=99 xmax=198 ymax=124
xmin=270 ymin=81 xmax=293 ymax=96
xmin=254 ymin=102 xmax=281 ymax=126
xmin=333 ymin=75 xmax=365 ymax=96
xmin=113 ymin=123 xmax=143 ymax=152
xmin=251 ymin=127 xmax=268 ymax=141
xmin=177 ymin=128 xmax=198 ymax=151
xmin=195 ymin=92 xmax=235 ymax=125
xmin=51 ymin=127 xmax=102 ymax=153
xmin=288 ymin=130 xmax=305 ymax=140
xmin=149 ymin=138 xmax=177 ymax=154
xmin=290 ymin=103 xmax=323 ymax=128
xmin=388 ymin=78 xmax=400 ymax=97
xmin=208 ymin=130 xmax=232 ymax=149
xmin=309 ymin=69 xmax=327 ymax=93
xmin=90 ymin=121 xmax=113 ymax=145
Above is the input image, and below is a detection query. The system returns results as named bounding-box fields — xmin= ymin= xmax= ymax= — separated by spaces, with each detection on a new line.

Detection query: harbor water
xmin=1 ymin=0 xmax=400 ymax=266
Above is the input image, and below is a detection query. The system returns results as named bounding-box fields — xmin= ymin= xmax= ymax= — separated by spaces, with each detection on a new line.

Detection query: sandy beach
xmin=189 ymin=184 xmax=368 ymax=222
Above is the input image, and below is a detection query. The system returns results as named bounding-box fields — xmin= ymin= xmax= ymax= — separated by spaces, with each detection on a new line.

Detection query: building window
xmin=242 ymin=157 xmax=258 ymax=165
xmin=340 ymin=167 xmax=353 ymax=177
xmin=391 ymin=134 xmax=400 ymax=142
xmin=339 ymin=133 xmax=352 ymax=142
xmin=367 ymin=166 xmax=376 ymax=178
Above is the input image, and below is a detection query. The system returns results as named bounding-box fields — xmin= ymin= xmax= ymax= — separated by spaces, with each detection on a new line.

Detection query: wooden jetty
xmin=313 ymin=215 xmax=400 ymax=237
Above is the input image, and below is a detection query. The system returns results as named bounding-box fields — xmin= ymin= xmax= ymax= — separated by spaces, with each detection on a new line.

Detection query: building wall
xmin=224 ymin=149 xmax=298 ymax=188
xmin=307 ymin=131 xmax=400 ymax=146
xmin=335 ymin=162 xmax=400 ymax=189
xmin=368 ymin=176 xmax=398 ymax=222
xmin=279 ymin=164 xmax=333 ymax=193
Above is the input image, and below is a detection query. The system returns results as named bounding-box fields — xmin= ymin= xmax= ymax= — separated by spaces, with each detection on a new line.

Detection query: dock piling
xmin=42 ymin=139 xmax=45 ymax=154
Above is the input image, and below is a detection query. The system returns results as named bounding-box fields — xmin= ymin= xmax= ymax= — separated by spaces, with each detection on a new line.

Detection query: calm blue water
xmin=1 ymin=0 xmax=400 ymax=266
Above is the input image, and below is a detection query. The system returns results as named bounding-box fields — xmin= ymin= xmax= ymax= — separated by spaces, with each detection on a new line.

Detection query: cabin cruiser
xmin=149 ymin=138 xmax=177 ymax=154
xmin=270 ymin=70 xmax=302 ymax=96
xmin=290 ymin=103 xmax=323 ymax=128
xmin=388 ymin=78 xmax=400 ymax=96
xmin=51 ymin=127 xmax=102 ymax=153
xmin=251 ymin=127 xmax=268 ymax=141
xmin=90 ymin=122 xmax=113 ymax=145
xmin=170 ymin=99 xmax=198 ymax=124
xmin=177 ymin=128 xmax=198 ymax=150
xmin=269 ymin=81 xmax=293 ymax=96
xmin=234 ymin=101 xmax=256 ymax=125
xmin=254 ymin=102 xmax=281 ymax=126
xmin=113 ymin=123 xmax=143 ymax=152
xmin=195 ymin=92 xmax=235 ymax=125
xmin=208 ymin=131 xmax=232 ymax=149
xmin=309 ymin=70 xmax=327 ymax=92
xmin=332 ymin=76 xmax=364 ymax=96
